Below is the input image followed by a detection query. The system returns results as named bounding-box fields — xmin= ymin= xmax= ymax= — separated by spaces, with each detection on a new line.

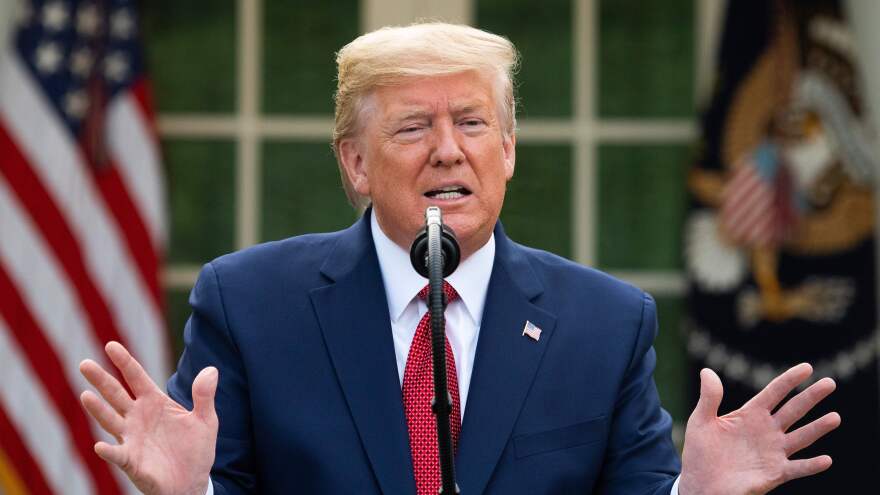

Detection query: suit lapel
xmin=455 ymin=224 xmax=557 ymax=494
xmin=309 ymin=213 xmax=415 ymax=494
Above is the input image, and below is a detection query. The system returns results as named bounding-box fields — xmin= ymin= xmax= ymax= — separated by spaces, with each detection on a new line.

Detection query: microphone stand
xmin=410 ymin=206 xmax=461 ymax=494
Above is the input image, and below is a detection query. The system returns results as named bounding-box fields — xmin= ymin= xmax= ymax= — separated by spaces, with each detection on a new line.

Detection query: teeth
xmin=434 ymin=191 xmax=463 ymax=200
xmin=425 ymin=185 xmax=468 ymax=199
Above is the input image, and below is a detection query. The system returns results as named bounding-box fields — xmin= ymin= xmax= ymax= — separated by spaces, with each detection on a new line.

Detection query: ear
xmin=338 ymin=138 xmax=371 ymax=196
xmin=502 ymin=132 xmax=516 ymax=181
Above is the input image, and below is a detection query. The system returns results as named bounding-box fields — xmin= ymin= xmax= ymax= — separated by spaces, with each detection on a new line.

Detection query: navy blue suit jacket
xmin=167 ymin=213 xmax=681 ymax=494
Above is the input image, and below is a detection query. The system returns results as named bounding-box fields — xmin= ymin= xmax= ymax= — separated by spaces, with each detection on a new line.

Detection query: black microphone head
xmin=409 ymin=227 xmax=430 ymax=278
xmin=409 ymin=223 xmax=461 ymax=278
xmin=439 ymin=224 xmax=460 ymax=276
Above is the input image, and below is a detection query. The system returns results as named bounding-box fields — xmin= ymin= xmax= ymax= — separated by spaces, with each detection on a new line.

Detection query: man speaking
xmin=78 ymin=23 xmax=840 ymax=494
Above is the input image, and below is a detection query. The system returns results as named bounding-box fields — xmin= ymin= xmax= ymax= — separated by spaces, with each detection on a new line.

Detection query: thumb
xmin=192 ymin=366 xmax=219 ymax=422
xmin=692 ymin=368 xmax=723 ymax=423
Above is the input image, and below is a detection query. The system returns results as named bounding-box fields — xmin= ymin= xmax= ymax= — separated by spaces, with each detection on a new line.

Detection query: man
xmin=79 ymin=23 xmax=840 ymax=494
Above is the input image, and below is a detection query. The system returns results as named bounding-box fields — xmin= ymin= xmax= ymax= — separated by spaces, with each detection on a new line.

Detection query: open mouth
xmin=424 ymin=185 xmax=472 ymax=200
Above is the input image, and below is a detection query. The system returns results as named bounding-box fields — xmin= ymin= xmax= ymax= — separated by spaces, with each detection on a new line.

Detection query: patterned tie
xmin=402 ymin=281 xmax=462 ymax=495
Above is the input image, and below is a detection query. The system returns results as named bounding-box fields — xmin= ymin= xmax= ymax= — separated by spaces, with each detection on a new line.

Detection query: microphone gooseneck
xmin=408 ymin=206 xmax=461 ymax=494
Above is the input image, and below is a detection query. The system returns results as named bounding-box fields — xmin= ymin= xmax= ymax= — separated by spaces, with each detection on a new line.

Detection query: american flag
xmin=522 ymin=320 xmax=541 ymax=341
xmin=719 ymin=142 xmax=801 ymax=248
xmin=0 ymin=1 xmax=168 ymax=493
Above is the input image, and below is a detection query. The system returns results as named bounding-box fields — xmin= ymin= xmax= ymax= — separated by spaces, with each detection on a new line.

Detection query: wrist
xmin=182 ymin=477 xmax=211 ymax=495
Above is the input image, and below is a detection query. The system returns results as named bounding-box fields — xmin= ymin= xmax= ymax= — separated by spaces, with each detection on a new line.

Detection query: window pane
xmin=501 ymin=144 xmax=572 ymax=258
xmin=165 ymin=288 xmax=192 ymax=361
xmin=597 ymin=144 xmax=689 ymax=269
xmin=477 ymin=0 xmax=572 ymax=117
xmin=142 ymin=0 xmax=236 ymax=113
xmin=261 ymin=141 xmax=356 ymax=241
xmin=598 ymin=0 xmax=694 ymax=117
xmin=654 ymin=295 xmax=687 ymax=424
xmin=165 ymin=140 xmax=236 ymax=263
xmin=262 ymin=0 xmax=359 ymax=114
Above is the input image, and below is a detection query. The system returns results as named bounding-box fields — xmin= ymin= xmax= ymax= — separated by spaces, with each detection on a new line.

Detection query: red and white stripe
xmin=0 ymin=318 xmax=96 ymax=495
xmin=108 ymin=83 xmax=167 ymax=250
xmin=720 ymin=161 xmax=778 ymax=247
xmin=0 ymin=176 xmax=138 ymax=495
xmin=0 ymin=39 xmax=168 ymax=495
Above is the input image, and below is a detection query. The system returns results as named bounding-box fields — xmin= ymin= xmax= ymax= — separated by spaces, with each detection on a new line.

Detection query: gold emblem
xmin=687 ymin=9 xmax=875 ymax=325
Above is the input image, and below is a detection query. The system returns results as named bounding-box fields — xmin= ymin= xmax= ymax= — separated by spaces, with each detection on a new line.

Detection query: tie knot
xmin=417 ymin=281 xmax=459 ymax=303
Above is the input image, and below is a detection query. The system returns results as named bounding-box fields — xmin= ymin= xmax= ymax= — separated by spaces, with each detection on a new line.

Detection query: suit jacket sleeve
xmin=596 ymin=292 xmax=681 ymax=494
xmin=166 ymin=262 xmax=256 ymax=495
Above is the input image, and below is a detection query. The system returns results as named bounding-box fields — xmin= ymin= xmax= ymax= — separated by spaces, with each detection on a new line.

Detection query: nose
xmin=429 ymin=119 xmax=464 ymax=167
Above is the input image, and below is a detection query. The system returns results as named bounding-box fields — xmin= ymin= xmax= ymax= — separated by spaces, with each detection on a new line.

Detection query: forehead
xmin=370 ymin=71 xmax=497 ymax=117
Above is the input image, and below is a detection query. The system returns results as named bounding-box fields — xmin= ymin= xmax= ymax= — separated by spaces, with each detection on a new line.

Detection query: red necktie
xmin=402 ymin=281 xmax=462 ymax=495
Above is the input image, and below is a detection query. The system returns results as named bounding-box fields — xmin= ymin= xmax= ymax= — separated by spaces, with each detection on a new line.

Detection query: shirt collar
xmin=371 ymin=210 xmax=495 ymax=326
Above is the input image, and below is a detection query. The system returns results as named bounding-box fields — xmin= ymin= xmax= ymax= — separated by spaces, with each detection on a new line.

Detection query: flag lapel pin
xmin=522 ymin=320 xmax=542 ymax=341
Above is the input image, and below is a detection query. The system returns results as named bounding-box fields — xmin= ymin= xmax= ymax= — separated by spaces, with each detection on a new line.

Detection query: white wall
xmin=0 ymin=0 xmax=17 ymax=51
xmin=845 ymin=1 xmax=880 ymax=135
xmin=844 ymin=0 xmax=880 ymax=399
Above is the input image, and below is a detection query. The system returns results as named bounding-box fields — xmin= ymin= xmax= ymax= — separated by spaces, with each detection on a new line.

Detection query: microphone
xmin=409 ymin=207 xmax=461 ymax=278
xmin=408 ymin=206 xmax=461 ymax=494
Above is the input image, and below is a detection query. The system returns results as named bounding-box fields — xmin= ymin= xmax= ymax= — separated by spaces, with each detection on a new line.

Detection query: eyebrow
xmin=385 ymin=100 xmax=491 ymax=126
xmin=397 ymin=103 xmax=487 ymax=119
xmin=449 ymin=103 xmax=488 ymax=115
xmin=391 ymin=110 xmax=433 ymax=123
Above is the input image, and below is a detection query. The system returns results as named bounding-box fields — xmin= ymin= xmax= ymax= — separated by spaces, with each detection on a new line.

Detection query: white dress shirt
xmin=206 ymin=212 xmax=680 ymax=494
xmin=371 ymin=211 xmax=494 ymax=414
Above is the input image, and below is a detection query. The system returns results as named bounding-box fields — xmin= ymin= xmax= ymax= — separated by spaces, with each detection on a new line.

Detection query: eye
xmin=397 ymin=124 xmax=424 ymax=135
xmin=458 ymin=118 xmax=487 ymax=131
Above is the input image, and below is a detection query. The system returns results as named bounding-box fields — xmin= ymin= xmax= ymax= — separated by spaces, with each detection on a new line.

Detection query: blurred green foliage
xmin=597 ymin=144 xmax=690 ymax=270
xmin=262 ymin=0 xmax=359 ymax=114
xmin=599 ymin=0 xmax=695 ymax=117
xmin=261 ymin=141 xmax=356 ymax=241
xmin=142 ymin=0 xmax=237 ymax=112
xmin=478 ymin=0 xmax=572 ymax=117
xmin=164 ymin=139 xmax=237 ymax=264
xmin=501 ymin=144 xmax=572 ymax=258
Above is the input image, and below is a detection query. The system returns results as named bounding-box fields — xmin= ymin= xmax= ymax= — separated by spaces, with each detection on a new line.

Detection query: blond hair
xmin=332 ymin=22 xmax=520 ymax=208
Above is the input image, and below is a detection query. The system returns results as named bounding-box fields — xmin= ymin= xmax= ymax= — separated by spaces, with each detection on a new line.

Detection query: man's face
xmin=339 ymin=70 xmax=516 ymax=259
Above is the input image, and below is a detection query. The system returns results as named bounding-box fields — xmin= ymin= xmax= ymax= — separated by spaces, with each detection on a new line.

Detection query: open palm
xmin=80 ymin=342 xmax=218 ymax=495
xmin=679 ymin=364 xmax=840 ymax=495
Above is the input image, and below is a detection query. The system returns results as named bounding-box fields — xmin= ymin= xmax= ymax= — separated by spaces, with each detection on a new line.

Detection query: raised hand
xmin=79 ymin=342 xmax=218 ymax=495
xmin=679 ymin=363 xmax=840 ymax=495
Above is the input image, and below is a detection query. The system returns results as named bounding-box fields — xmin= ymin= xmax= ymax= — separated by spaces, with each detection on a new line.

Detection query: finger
xmin=746 ymin=363 xmax=812 ymax=411
xmin=784 ymin=455 xmax=832 ymax=482
xmin=192 ymin=367 xmax=219 ymax=423
xmin=94 ymin=441 xmax=129 ymax=468
xmin=785 ymin=412 xmax=841 ymax=456
xmin=691 ymin=368 xmax=723 ymax=422
xmin=774 ymin=377 xmax=836 ymax=431
xmin=79 ymin=359 xmax=134 ymax=414
xmin=80 ymin=390 xmax=125 ymax=438
xmin=105 ymin=341 xmax=158 ymax=397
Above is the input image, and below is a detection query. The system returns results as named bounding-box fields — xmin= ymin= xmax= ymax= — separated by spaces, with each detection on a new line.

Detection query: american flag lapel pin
xmin=522 ymin=320 xmax=542 ymax=341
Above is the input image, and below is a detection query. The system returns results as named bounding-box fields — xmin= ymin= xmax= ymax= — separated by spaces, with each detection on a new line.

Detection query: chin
xmin=439 ymin=213 xmax=469 ymax=235
xmin=444 ymin=217 xmax=491 ymax=252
